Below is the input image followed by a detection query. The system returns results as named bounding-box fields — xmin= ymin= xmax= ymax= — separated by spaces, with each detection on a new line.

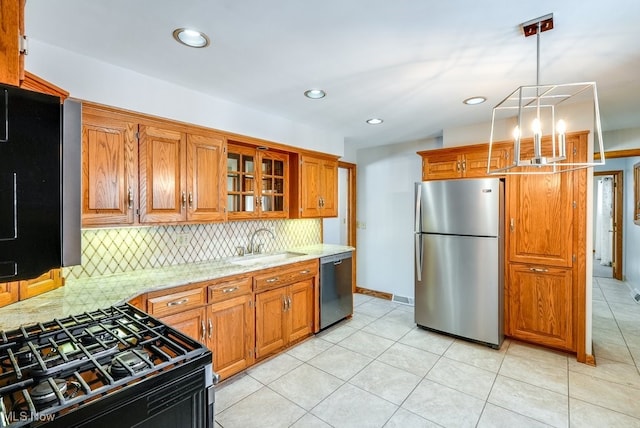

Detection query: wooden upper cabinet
xmin=82 ymin=109 xmax=138 ymax=226
xmin=295 ymin=154 xmax=338 ymax=218
xmin=138 ymin=125 xmax=186 ymax=223
xmin=0 ymin=0 xmax=24 ymax=86
xmin=187 ymin=133 xmax=227 ymax=222
xmin=419 ymin=142 xmax=510 ymax=180
xmin=227 ymin=143 xmax=289 ymax=220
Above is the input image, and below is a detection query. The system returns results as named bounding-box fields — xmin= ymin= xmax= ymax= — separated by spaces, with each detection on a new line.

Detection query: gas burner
xmin=17 ymin=345 xmax=35 ymax=366
xmin=31 ymin=379 xmax=67 ymax=405
xmin=109 ymin=350 xmax=152 ymax=379
xmin=81 ymin=324 xmax=116 ymax=345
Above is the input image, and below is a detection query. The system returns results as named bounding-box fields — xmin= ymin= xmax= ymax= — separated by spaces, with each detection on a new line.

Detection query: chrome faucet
xmin=249 ymin=228 xmax=275 ymax=254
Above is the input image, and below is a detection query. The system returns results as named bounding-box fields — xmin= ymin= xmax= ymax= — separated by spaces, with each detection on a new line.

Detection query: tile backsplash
xmin=63 ymin=219 xmax=321 ymax=280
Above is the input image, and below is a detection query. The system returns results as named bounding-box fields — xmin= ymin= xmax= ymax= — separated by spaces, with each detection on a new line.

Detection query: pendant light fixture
xmin=487 ymin=13 xmax=605 ymax=174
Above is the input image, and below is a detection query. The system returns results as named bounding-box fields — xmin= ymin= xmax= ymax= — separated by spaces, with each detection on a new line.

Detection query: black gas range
xmin=0 ymin=304 xmax=216 ymax=427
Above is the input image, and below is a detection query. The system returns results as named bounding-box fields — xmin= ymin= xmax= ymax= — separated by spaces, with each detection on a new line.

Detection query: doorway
xmin=323 ymin=161 xmax=357 ymax=290
xmin=593 ymin=170 xmax=623 ymax=280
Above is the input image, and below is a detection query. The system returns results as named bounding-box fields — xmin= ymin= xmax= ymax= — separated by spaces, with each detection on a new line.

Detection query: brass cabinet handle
xmin=201 ymin=320 xmax=206 ymax=341
xmin=128 ymin=187 xmax=134 ymax=210
xmin=222 ymin=286 xmax=239 ymax=293
xmin=510 ymin=218 xmax=515 ymax=232
xmin=208 ymin=319 xmax=213 ymax=339
xmin=188 ymin=192 xmax=193 ymax=208
xmin=287 ymin=296 xmax=292 ymax=310
xmin=300 ymin=270 xmax=310 ymax=274
xmin=266 ymin=277 xmax=279 ymax=283
xmin=282 ymin=296 xmax=287 ymax=311
xmin=529 ymin=267 xmax=549 ymax=273
xmin=182 ymin=192 xmax=187 ymax=208
xmin=456 ymin=161 xmax=461 ymax=172
xmin=462 ymin=160 xmax=466 ymax=171
xmin=167 ymin=298 xmax=188 ymax=307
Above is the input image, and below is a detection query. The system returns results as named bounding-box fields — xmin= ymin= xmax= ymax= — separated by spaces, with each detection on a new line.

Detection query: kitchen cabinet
xmin=207 ymin=275 xmax=254 ymax=380
xmin=418 ymin=142 xmax=510 ymax=180
xmin=255 ymin=280 xmax=314 ymax=359
xmin=226 ymin=143 xmax=289 ymax=219
xmin=507 ymin=264 xmax=573 ymax=349
xmin=18 ymin=268 xmax=64 ymax=300
xmin=292 ymin=154 xmax=338 ymax=218
xmin=0 ymin=0 xmax=24 ymax=86
xmin=160 ymin=307 xmax=207 ymax=344
xmin=504 ymin=131 xmax=588 ymax=355
xmin=0 ymin=282 xmax=19 ymax=308
xmin=82 ymin=107 xmax=138 ymax=226
xmin=254 ymin=260 xmax=317 ymax=359
xmin=139 ymin=125 xmax=226 ymax=223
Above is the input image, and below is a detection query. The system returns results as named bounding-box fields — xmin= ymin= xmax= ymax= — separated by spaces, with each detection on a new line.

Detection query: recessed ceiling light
xmin=463 ymin=96 xmax=487 ymax=105
xmin=366 ymin=118 xmax=383 ymax=125
xmin=304 ymin=89 xmax=326 ymax=99
xmin=172 ymin=28 xmax=210 ymax=48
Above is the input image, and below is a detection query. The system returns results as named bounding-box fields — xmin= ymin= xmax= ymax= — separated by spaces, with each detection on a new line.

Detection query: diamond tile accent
xmin=63 ymin=219 xmax=321 ymax=279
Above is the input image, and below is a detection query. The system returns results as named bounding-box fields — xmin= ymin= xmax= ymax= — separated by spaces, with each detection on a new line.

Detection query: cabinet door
xmin=187 ymin=133 xmax=226 ymax=222
xmin=508 ymin=168 xmax=573 ymax=267
xmin=463 ymin=146 xmax=504 ymax=178
xmin=160 ymin=307 xmax=206 ymax=343
xmin=18 ymin=268 xmax=63 ymax=299
xmin=319 ymin=160 xmax=338 ymax=217
xmin=0 ymin=0 xmax=22 ymax=86
xmin=288 ymin=279 xmax=314 ymax=344
xmin=507 ymin=264 xmax=573 ymax=350
xmin=139 ymin=125 xmax=186 ymax=223
xmin=299 ymin=156 xmax=322 ymax=217
xmin=0 ymin=281 xmax=19 ymax=307
xmin=422 ymin=152 xmax=461 ymax=180
xmin=226 ymin=144 xmax=259 ymax=219
xmin=260 ymin=151 xmax=289 ymax=218
xmin=255 ymin=287 xmax=288 ymax=359
xmin=81 ymin=115 xmax=138 ymax=226
xmin=209 ymin=294 xmax=254 ymax=380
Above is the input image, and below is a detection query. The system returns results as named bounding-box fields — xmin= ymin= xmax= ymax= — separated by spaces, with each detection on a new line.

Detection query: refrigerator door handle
xmin=414 ymin=183 xmax=422 ymax=233
xmin=415 ymin=233 xmax=423 ymax=282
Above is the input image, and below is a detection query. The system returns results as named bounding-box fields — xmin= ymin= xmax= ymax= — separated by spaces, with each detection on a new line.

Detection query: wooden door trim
xmin=594 ymin=171 xmax=623 ymax=281
xmin=338 ymin=161 xmax=357 ymax=293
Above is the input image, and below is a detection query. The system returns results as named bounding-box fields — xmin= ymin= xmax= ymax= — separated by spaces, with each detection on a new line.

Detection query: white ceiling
xmin=25 ymin=0 xmax=640 ymax=149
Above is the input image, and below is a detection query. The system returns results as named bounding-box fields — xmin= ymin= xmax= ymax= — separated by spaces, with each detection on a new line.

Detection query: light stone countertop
xmin=0 ymin=244 xmax=353 ymax=331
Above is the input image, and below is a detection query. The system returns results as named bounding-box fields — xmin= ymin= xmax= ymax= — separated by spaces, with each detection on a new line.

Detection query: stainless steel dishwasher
xmin=320 ymin=251 xmax=353 ymax=329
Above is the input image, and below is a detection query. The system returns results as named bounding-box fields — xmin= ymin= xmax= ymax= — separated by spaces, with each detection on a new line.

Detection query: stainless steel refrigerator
xmin=414 ymin=178 xmax=504 ymax=348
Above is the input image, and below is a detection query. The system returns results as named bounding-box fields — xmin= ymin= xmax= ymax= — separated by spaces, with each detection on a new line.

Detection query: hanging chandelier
xmin=487 ymin=13 xmax=605 ymax=174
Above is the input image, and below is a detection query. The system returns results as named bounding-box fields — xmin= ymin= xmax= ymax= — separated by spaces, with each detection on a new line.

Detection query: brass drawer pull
xmin=529 ymin=268 xmax=549 ymax=273
xmin=167 ymin=298 xmax=189 ymax=307
xmin=266 ymin=277 xmax=279 ymax=283
xmin=300 ymin=270 xmax=310 ymax=274
xmin=222 ymin=286 xmax=239 ymax=293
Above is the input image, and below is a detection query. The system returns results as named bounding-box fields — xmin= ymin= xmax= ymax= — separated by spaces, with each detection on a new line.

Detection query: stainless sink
xmin=229 ymin=251 xmax=306 ymax=266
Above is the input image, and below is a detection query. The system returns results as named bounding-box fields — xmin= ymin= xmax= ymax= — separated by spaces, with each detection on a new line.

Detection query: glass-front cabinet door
xmin=260 ymin=152 xmax=288 ymax=218
xmin=227 ymin=143 xmax=288 ymax=219
xmin=227 ymin=145 xmax=258 ymax=219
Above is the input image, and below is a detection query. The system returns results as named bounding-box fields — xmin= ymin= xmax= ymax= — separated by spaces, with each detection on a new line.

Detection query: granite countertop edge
xmin=0 ymin=244 xmax=354 ymax=331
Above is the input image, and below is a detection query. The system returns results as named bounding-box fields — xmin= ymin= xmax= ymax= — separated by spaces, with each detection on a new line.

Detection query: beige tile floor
xmin=215 ymin=277 xmax=640 ymax=428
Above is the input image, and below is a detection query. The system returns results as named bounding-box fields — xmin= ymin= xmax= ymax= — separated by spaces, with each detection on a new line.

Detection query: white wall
xmin=355 ymin=138 xmax=439 ymax=298
xmin=623 ymin=157 xmax=640 ymax=287
xmin=26 ymin=39 xmax=345 ymax=157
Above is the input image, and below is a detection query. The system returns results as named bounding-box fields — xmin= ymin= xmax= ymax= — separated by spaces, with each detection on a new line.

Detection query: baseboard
xmin=355 ymin=286 xmax=393 ymax=301
xmin=585 ymin=353 xmax=596 ymax=366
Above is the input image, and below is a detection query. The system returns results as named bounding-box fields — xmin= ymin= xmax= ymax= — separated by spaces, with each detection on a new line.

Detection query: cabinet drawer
xmin=147 ymin=287 xmax=205 ymax=317
xmin=254 ymin=260 xmax=318 ymax=292
xmin=208 ymin=275 xmax=252 ymax=303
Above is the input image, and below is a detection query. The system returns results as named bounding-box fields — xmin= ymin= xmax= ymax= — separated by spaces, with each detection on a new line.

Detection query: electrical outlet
xmin=174 ymin=232 xmax=192 ymax=247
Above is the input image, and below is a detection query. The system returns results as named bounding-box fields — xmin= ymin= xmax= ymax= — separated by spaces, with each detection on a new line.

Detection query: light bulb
xmin=557 ymin=119 xmax=566 ymax=135
xmin=532 ymin=118 xmax=542 ymax=135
